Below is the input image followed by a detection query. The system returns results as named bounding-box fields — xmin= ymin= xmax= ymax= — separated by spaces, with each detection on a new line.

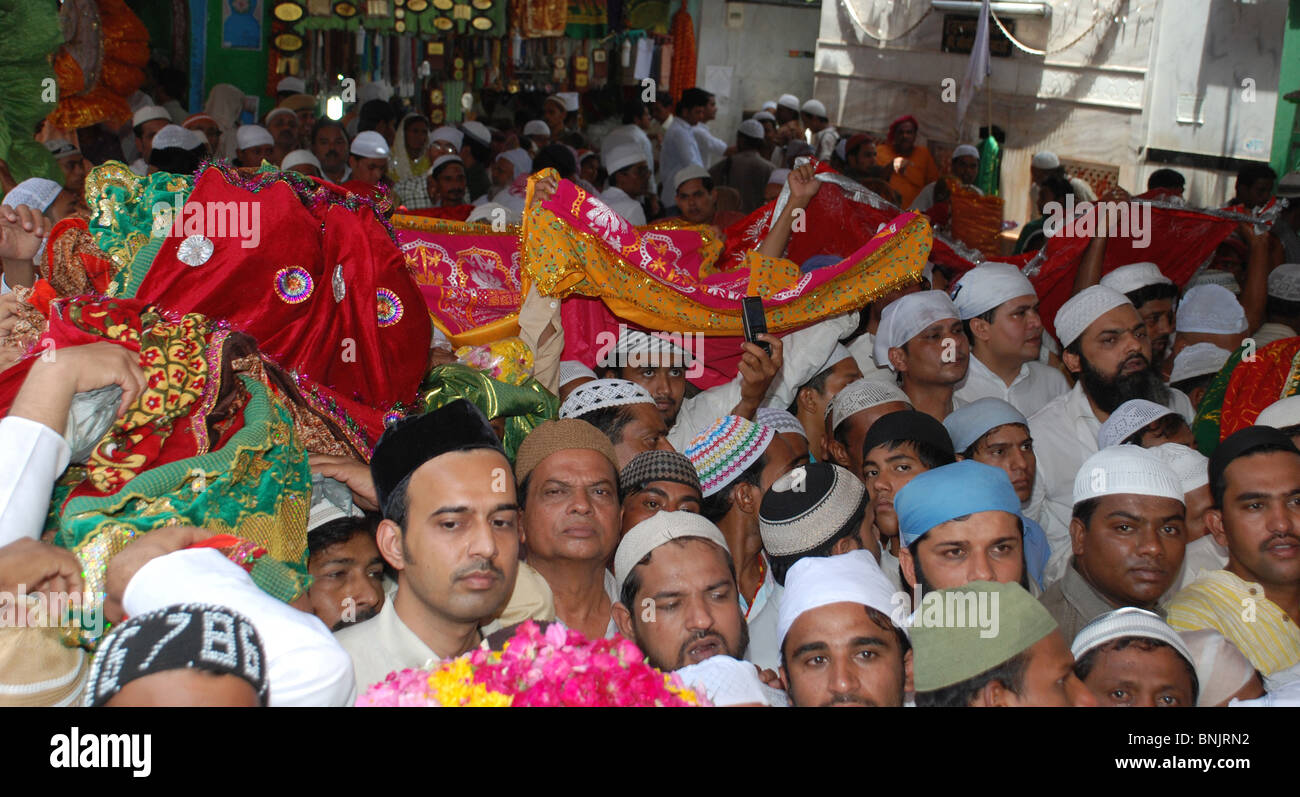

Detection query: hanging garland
xmin=669 ymin=5 xmax=695 ymax=93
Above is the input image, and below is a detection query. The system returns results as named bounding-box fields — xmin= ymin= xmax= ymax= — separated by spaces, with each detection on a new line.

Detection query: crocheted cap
xmin=685 ymin=415 xmax=776 ymax=498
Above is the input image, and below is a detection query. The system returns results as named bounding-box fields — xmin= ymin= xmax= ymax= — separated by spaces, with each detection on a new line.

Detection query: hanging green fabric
xmin=565 ymin=0 xmax=608 ymax=39
xmin=976 ymin=133 xmax=1001 ymax=198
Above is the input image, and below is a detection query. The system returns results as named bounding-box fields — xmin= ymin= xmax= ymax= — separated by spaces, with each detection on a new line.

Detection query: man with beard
xmin=778 ymin=550 xmax=908 ymax=707
xmin=611 ymin=511 xmax=749 ymax=671
xmin=264 ymin=108 xmax=301 ymax=166
xmin=1039 ymin=446 xmax=1187 ymax=643
xmin=1099 ymin=262 xmax=1179 ymax=374
xmin=875 ymin=291 xmax=969 ymax=422
xmin=311 ymin=119 xmax=351 ymax=184
xmin=1028 ymin=285 xmax=1195 ymax=584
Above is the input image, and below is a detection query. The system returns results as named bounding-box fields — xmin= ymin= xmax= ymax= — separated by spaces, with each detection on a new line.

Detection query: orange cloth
xmin=876 ymin=142 xmax=940 ymax=209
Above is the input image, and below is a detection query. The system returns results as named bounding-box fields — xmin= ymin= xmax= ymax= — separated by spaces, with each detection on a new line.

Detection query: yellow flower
xmin=428 ymin=658 xmax=512 ymax=707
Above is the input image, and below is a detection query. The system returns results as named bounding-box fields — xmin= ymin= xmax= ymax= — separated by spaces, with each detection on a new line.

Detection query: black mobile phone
xmin=741 ymin=296 xmax=771 ymax=355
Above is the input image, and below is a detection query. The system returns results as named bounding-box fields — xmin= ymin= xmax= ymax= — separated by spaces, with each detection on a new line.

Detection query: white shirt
xmin=741 ymin=554 xmax=783 ymax=671
xmin=124 ymin=548 xmax=355 ymax=707
xmin=810 ymin=127 xmax=839 ymax=163
xmin=953 ymin=355 xmax=1070 ymax=418
xmin=607 ymin=124 xmax=657 ymax=195
xmin=599 ymin=185 xmax=647 ymax=226
xmin=845 ymin=332 xmax=899 ymax=384
xmin=1252 ymin=321 xmax=1297 ymax=349
xmin=693 ymin=123 xmax=728 ymax=169
xmin=0 ymin=416 xmax=71 ymax=547
xmin=660 ymin=120 xmax=703 ymax=206
xmin=1027 ymin=382 xmax=1195 ymax=586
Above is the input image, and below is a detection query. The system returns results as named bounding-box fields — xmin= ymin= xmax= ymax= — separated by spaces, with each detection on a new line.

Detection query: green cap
xmin=911 ymin=580 xmax=1058 ymax=692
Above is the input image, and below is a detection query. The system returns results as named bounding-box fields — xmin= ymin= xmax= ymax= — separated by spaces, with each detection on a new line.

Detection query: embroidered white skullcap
xmin=828 ymin=379 xmax=911 ymax=428
xmin=942 ymin=397 xmax=1027 ymax=453
xmin=461 ymin=120 xmax=491 ymax=147
xmin=1175 ymin=284 xmax=1247 ymax=334
xmin=1178 ymin=629 xmax=1256 ymax=707
xmin=755 ymin=407 xmax=806 ymax=439
xmin=558 ymin=378 xmax=655 ymax=419
xmin=951 ymin=144 xmax=980 ymax=161
xmin=777 ymin=94 xmax=800 ymax=111
xmin=1072 ymin=445 xmax=1184 ymax=505
xmin=494 ymin=148 xmax=532 ymax=177
xmin=873 ymin=290 xmax=960 ymax=368
xmin=738 ymin=119 xmax=765 ymax=140
xmin=776 ymin=550 xmax=898 ymax=647
xmin=265 ymin=107 xmax=297 ymax=125
xmin=603 ymin=142 xmax=646 ymax=175
xmin=558 ymin=360 xmax=597 ymax=387
xmin=1 ymin=178 xmax=61 ymax=213
xmin=614 ymin=511 xmax=730 ymax=591
xmin=800 ymin=99 xmax=826 ymax=117
xmin=1147 ymin=443 xmax=1209 ymax=495
xmin=235 ymin=124 xmax=274 ymax=150
xmin=768 ymin=168 xmax=790 ymax=186
xmin=949 ymin=262 xmax=1036 ymax=320
xmin=1255 ymin=395 xmax=1300 ymax=431
xmin=760 ymin=463 xmax=865 ymax=556
xmin=1168 ymin=342 xmax=1231 ymax=384
xmin=430 ymin=125 xmax=464 ymax=150
xmin=349 ymin=130 xmax=389 ymax=159
xmin=1188 ymin=269 xmax=1240 ymax=294
xmin=1100 ymin=262 xmax=1173 ymax=295
xmin=132 ymin=105 xmax=170 ymax=127
xmin=430 ymin=153 xmax=464 ymax=175
xmin=150 ymin=125 xmax=192 ymax=152
xmin=673 ymin=164 xmax=711 ymax=193
xmin=281 ymin=149 xmax=322 ymax=172
xmin=1267 ymin=264 xmax=1300 ymax=301
xmin=1031 ymin=151 xmax=1060 ymax=169
xmin=308 ymin=497 xmax=363 ymax=532
xmin=1097 ymin=399 xmax=1179 ymax=448
xmin=762 ymin=101 xmax=777 ymax=112
xmin=276 ymin=76 xmax=306 ymax=94
xmin=523 ymin=119 xmax=550 ymax=138
xmin=1054 ymin=285 xmax=1131 ymax=347
xmin=675 ymin=656 xmax=788 ymax=706
xmin=1071 ymin=607 xmax=1194 ymax=668
xmin=753 ymin=111 xmax=776 ymax=124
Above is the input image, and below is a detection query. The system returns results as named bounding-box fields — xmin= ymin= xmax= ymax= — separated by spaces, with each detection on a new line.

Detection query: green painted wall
xmin=204 ymin=0 xmax=272 ymax=118
xmin=1272 ymin=0 xmax=1300 ymax=175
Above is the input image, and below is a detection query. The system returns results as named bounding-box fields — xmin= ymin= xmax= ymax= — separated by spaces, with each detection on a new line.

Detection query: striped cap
xmin=685 ymin=415 xmax=776 ymax=498
xmin=619 ymin=450 xmax=702 ymax=496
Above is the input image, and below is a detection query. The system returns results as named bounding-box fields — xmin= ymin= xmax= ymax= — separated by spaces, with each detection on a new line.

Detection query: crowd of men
xmin=3 ymin=71 xmax=1300 ymax=708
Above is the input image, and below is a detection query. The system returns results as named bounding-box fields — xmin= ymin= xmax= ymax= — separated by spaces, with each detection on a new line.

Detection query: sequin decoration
xmin=383 ymin=410 xmax=402 ymax=426
xmin=177 ymin=234 xmax=214 ymax=266
xmin=377 ymin=288 xmax=403 ymax=327
xmin=332 ymin=264 xmax=346 ymax=302
xmin=275 ymin=266 xmax=315 ymax=304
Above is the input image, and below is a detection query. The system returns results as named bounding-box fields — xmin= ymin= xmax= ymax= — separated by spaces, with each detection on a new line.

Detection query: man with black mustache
xmin=307 ymin=515 xmax=385 ymax=632
xmin=1028 ymin=286 xmax=1195 ymax=585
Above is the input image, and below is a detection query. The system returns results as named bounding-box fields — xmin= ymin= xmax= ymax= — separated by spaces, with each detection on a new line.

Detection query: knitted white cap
xmin=1255 ymin=394 xmax=1300 ymax=430
xmin=874 ymin=290 xmax=960 ymax=369
xmin=951 ymin=144 xmax=980 ymax=161
xmin=603 ymin=142 xmax=646 ymax=175
xmin=1054 ymin=285 xmax=1131 ymax=348
xmin=738 ymin=119 xmax=765 ymax=140
xmin=1 ymin=178 xmax=61 ymax=213
xmin=461 ymin=120 xmax=491 ymax=147
xmin=801 ymin=99 xmax=827 ymax=118
xmin=756 ymin=407 xmax=806 ymax=439
xmin=1031 ymin=151 xmax=1060 ymax=169
xmin=349 ymin=130 xmax=389 ymax=158
xmin=494 ymin=148 xmax=532 ymax=178
xmin=430 ymin=126 xmax=464 ymax=150
xmin=673 ymin=164 xmax=711 ymax=193
xmin=1147 ymin=443 xmax=1210 ymax=495
xmin=614 ymin=511 xmax=730 ymax=591
xmin=558 ymin=378 xmax=655 ymax=419
xmin=949 ymin=263 xmax=1036 ymax=320
xmin=281 ymin=149 xmax=322 ymax=171
xmin=276 ymin=76 xmax=306 ymax=94
xmin=1267 ymin=264 xmax=1300 ymax=301
xmin=557 ymin=360 xmax=597 ymax=387
xmin=235 ymin=125 xmax=274 ymax=150
xmin=152 ymin=124 xmax=193 ymax=151
xmin=1097 ymin=399 xmax=1179 ymax=448
xmin=1188 ymin=269 xmax=1241 ymax=294
xmin=828 ymin=379 xmax=912 ymax=428
xmin=1100 ymin=262 xmax=1173 ymax=295
xmin=265 ymin=107 xmax=297 ymax=125
xmin=523 ymin=120 xmax=550 ymax=137
xmin=430 ymin=153 xmax=464 ymax=175
xmin=1072 ymin=445 xmax=1185 ymax=505
xmin=777 ymin=94 xmax=800 ymax=111
xmin=1168 ymin=342 xmax=1230 ymax=384
xmin=762 ymin=101 xmax=777 ymax=112
xmin=132 ymin=105 xmax=170 ymax=127
xmin=1071 ymin=607 xmax=1195 ymax=667
xmin=753 ymin=111 xmax=776 ymax=124
xmin=1175 ymin=284 xmax=1247 ymax=334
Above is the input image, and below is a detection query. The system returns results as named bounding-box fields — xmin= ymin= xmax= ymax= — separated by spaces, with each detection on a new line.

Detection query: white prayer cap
xmin=777 ymin=550 xmax=898 ymax=648
xmin=349 ymin=130 xmax=390 ymax=159
xmin=828 ymin=379 xmax=912 ymax=428
xmin=673 ymin=164 xmax=711 ymax=193
xmin=276 ymin=76 xmax=306 ymax=94
xmin=1071 ymin=607 xmax=1194 ymax=668
xmin=132 ymin=104 xmax=170 ymax=127
xmin=614 ymin=511 xmax=730 ymax=591
xmin=777 ymin=94 xmax=800 ymax=111
xmin=1168 ymin=342 xmax=1230 ymax=384
xmin=1100 ymin=262 xmax=1173 ymax=295
xmin=235 ymin=125 xmax=274 ymax=150
xmin=44 ymin=139 xmax=80 ymax=159
xmin=265 ymin=107 xmax=297 ymax=125
xmin=768 ymin=168 xmax=790 ymax=186
xmin=949 ymin=262 xmax=1035 ymax=320
xmin=762 ymin=100 xmax=778 ymax=112
xmin=873 ymin=290 xmax=960 ymax=369
xmin=1188 ymin=269 xmax=1240 ymax=294
xmin=430 ymin=154 xmax=464 ymax=175
xmin=1031 ymin=151 xmax=1060 ymax=169
xmin=1097 ymin=399 xmax=1179 ymax=448
xmin=1054 ymin=285 xmax=1131 ymax=347
xmin=756 ymin=407 xmax=806 ymax=439
xmin=308 ymin=498 xmax=362 ymax=532
xmin=1267 ymin=264 xmax=1300 ymax=301
xmin=523 ymin=119 xmax=550 ymax=138
xmin=430 ymin=126 xmax=464 ymax=150
xmin=461 ymin=120 xmax=491 ymax=147
xmin=675 ymin=655 xmax=787 ymax=706
xmin=1072 ymin=445 xmax=1184 ymax=505
xmin=1178 ymin=629 xmax=1256 ymax=706
xmin=801 ymin=99 xmax=827 ymax=118
xmin=952 ymin=144 xmax=980 ymax=161
xmin=558 ymin=92 xmax=580 ymax=112
xmin=943 ymin=397 xmax=1027 ymax=453
xmin=1 ymin=178 xmax=61 ymax=212
xmin=281 ymin=149 xmax=322 ymax=172
xmin=557 ymin=360 xmax=597 ymax=387
xmin=151 ymin=124 xmax=192 ymax=151
xmin=603 ymin=142 xmax=646 ymax=175
xmin=1255 ymin=395 xmax=1300 ymax=431
xmin=494 ymin=148 xmax=532 ymax=178
xmin=815 ymin=342 xmax=853 ymax=376
xmin=753 ymin=111 xmax=776 ymax=124
xmin=186 ymin=128 xmax=208 ymax=149
xmin=1147 ymin=443 xmax=1210 ymax=495
xmin=1175 ymin=284 xmax=1247 ymax=334
xmin=558 ymin=378 xmax=655 ymax=419
xmin=738 ymin=119 xmax=765 ymax=140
